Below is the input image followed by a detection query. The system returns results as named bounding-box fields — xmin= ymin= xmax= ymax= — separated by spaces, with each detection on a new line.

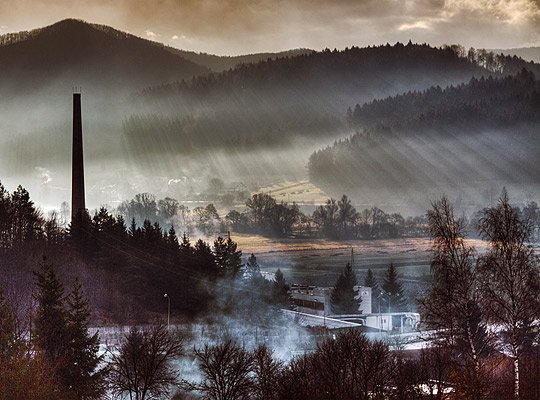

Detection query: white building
xmin=289 ymin=284 xmax=420 ymax=332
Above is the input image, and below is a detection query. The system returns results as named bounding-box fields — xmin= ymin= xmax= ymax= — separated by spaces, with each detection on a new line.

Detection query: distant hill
xmin=124 ymin=43 xmax=493 ymax=158
xmin=308 ymin=70 xmax=540 ymax=210
xmin=166 ymin=48 xmax=314 ymax=72
xmin=0 ymin=19 xmax=210 ymax=95
xmin=0 ymin=19 xmax=538 ymax=210
xmin=346 ymin=69 xmax=540 ymax=129
xmin=490 ymin=47 xmax=540 ymax=64
xmin=0 ymin=18 xmax=214 ymax=183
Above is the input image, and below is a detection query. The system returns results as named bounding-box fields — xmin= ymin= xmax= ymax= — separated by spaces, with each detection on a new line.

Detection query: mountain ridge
xmin=0 ymin=19 xmax=210 ymax=95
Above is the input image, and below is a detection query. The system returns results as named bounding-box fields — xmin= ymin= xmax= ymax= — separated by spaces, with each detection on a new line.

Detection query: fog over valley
xmin=1 ymin=19 xmax=538 ymax=214
xmin=1 ymin=3 xmax=540 ymax=399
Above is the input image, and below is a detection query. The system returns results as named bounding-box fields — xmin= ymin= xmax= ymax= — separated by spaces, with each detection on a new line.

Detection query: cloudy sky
xmin=0 ymin=0 xmax=538 ymax=54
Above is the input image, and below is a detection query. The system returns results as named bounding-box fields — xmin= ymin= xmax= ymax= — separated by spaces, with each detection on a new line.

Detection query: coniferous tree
xmin=33 ymin=260 xmax=70 ymax=384
xmin=166 ymin=226 xmax=179 ymax=251
xmin=0 ymin=182 xmax=12 ymax=250
xmin=178 ymin=233 xmax=194 ymax=271
xmin=330 ymin=262 xmax=359 ymax=314
xmin=381 ymin=263 xmax=407 ymax=312
xmin=65 ymin=279 xmax=106 ymax=399
xmin=195 ymin=239 xmax=218 ymax=278
xmin=34 ymin=262 xmax=105 ymax=398
xmin=245 ymin=253 xmax=261 ymax=278
xmin=179 ymin=233 xmax=193 ymax=257
xmin=213 ymin=236 xmax=228 ymax=276
xmin=10 ymin=185 xmax=42 ymax=245
xmin=272 ymin=269 xmax=290 ymax=307
xmin=225 ymin=235 xmax=243 ymax=278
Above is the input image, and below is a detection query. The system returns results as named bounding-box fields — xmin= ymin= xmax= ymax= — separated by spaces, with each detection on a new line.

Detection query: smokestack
xmin=71 ymin=92 xmax=86 ymax=221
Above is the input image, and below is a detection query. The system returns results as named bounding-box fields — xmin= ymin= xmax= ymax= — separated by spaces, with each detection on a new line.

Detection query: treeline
xmin=442 ymin=44 xmax=540 ymax=76
xmin=0 ymin=261 xmax=105 ymax=398
xmin=142 ymin=42 xmax=485 ymax=98
xmin=308 ymin=71 xmax=540 ymax=199
xmin=124 ymin=42 xmax=493 ymax=154
xmin=229 ymin=193 xmax=428 ymax=239
xmin=114 ymin=191 xmax=429 ymax=240
xmin=0 ymin=18 xmax=138 ymax=47
xmin=345 ymin=69 xmax=540 ymax=131
xmin=0 ymin=181 xmax=291 ymax=322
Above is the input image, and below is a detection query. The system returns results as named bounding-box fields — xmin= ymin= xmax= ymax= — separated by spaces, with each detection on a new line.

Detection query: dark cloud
xmin=0 ymin=0 xmax=538 ymax=54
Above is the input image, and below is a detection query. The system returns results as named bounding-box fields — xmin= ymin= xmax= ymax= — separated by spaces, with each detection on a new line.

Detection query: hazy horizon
xmin=0 ymin=0 xmax=539 ymax=55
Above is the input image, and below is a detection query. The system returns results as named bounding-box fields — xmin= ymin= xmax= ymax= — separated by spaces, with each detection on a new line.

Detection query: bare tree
xmin=478 ymin=190 xmax=540 ymax=400
xmin=421 ymin=196 xmax=495 ymax=399
xmin=277 ymin=330 xmax=390 ymax=400
xmin=417 ymin=344 xmax=453 ymax=400
xmin=108 ymin=324 xmax=185 ymax=400
xmin=186 ymin=340 xmax=254 ymax=400
xmin=252 ymin=345 xmax=283 ymax=400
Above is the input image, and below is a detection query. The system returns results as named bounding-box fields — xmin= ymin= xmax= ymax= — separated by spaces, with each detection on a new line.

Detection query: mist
xmin=1 ymin=24 xmax=506 ymax=214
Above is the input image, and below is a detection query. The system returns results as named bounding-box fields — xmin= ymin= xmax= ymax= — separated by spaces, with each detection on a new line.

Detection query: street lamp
xmin=378 ymin=290 xmax=401 ymax=332
xmin=164 ymin=293 xmax=170 ymax=330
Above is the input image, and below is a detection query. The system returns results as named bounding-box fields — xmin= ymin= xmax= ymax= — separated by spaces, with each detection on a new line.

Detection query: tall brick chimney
xmin=71 ymin=92 xmax=85 ymax=221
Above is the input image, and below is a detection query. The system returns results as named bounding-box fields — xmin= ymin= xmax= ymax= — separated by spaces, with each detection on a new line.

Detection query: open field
xmin=256 ymin=180 xmax=330 ymax=206
xmin=231 ymin=234 xmax=491 ymax=305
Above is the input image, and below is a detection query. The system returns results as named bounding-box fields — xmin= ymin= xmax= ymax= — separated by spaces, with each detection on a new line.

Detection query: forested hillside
xmin=346 ymin=69 xmax=540 ymax=130
xmin=166 ymin=47 xmax=314 ymax=72
xmin=309 ymin=70 xmax=540 ymax=210
xmin=0 ymin=18 xmax=210 ymax=95
xmin=1 ymin=18 xmax=538 ymax=210
xmin=123 ymin=43 xmax=496 ymax=156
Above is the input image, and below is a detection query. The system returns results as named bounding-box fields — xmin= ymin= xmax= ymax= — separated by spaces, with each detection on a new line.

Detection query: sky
xmin=0 ymin=0 xmax=539 ymax=55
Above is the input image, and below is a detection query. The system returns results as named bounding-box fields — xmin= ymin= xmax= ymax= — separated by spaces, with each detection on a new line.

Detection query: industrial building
xmin=289 ymin=284 xmax=420 ymax=333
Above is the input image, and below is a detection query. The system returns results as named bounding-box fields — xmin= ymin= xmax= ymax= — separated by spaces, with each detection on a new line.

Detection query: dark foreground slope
xmin=309 ymin=70 xmax=540 ymax=212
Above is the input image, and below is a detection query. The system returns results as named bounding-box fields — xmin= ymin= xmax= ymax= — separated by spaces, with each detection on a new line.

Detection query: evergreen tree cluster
xmin=310 ymin=70 xmax=540 ymax=186
xmin=0 ymin=180 xmax=301 ymax=321
xmin=346 ymin=69 xmax=539 ymax=130
xmin=32 ymin=260 xmax=104 ymax=398
xmin=0 ymin=183 xmax=44 ymax=250
xmin=308 ymin=71 xmax=540 ymax=198
xmin=330 ymin=262 xmax=359 ymax=314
